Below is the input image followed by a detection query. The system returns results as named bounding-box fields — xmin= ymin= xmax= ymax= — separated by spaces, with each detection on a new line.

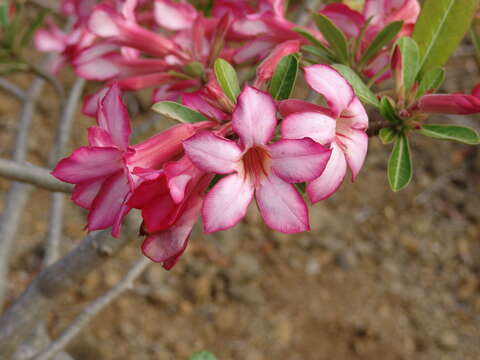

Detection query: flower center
xmin=241 ymin=146 xmax=271 ymax=185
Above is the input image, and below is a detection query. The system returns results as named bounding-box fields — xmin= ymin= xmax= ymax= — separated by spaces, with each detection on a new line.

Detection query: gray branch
xmin=0 ymin=75 xmax=47 ymax=308
xmin=32 ymin=257 xmax=151 ymax=360
xmin=0 ymin=158 xmax=73 ymax=193
xmin=0 ymin=226 xmax=137 ymax=357
xmin=44 ymin=78 xmax=86 ymax=267
xmin=0 ymin=78 xmax=26 ymax=101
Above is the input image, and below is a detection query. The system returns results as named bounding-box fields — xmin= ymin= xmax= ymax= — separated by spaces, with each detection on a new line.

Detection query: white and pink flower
xmin=280 ymin=65 xmax=369 ymax=202
xmin=184 ymin=86 xmax=331 ymax=234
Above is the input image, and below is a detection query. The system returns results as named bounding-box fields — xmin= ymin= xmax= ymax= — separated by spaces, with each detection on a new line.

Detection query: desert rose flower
xmin=280 ymin=65 xmax=369 ymax=202
xmin=183 ymin=86 xmax=331 ymax=234
xmin=52 ymin=84 xmax=213 ymax=236
xmin=128 ymin=156 xmax=212 ymax=268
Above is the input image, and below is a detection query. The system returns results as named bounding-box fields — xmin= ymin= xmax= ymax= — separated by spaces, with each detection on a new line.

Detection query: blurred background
xmin=1 ymin=1 xmax=480 ymax=360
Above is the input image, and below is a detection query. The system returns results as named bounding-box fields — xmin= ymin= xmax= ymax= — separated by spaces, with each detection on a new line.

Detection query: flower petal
xmin=340 ymin=97 xmax=369 ymax=130
xmin=304 ymin=64 xmax=354 ymax=117
xmin=141 ymin=192 xmax=180 ymax=233
xmin=182 ymin=92 xmax=228 ymax=121
xmin=71 ymin=178 xmax=104 ymax=209
xmin=233 ymin=38 xmax=275 ymax=64
xmin=319 ymin=3 xmax=365 ymax=38
xmin=202 ymin=173 xmax=254 ymax=233
xmin=52 ymin=147 xmax=123 ymax=183
xmin=142 ymin=194 xmax=202 ymax=268
xmin=82 ymin=87 xmax=109 ymax=117
xmin=97 ymin=84 xmax=131 ymax=150
xmin=87 ymin=126 xmax=114 ymax=147
xmin=256 ymin=173 xmax=309 ymax=233
xmin=232 ymin=86 xmax=277 ymax=147
xmin=337 ymin=128 xmax=368 ymax=181
xmin=128 ymin=171 xmax=167 ymax=209
xmin=183 ymin=131 xmax=241 ymax=174
xmin=34 ymin=29 xmax=65 ymax=52
xmin=154 ymin=0 xmax=197 ymax=31
xmin=87 ymin=171 xmax=131 ymax=235
xmin=307 ymin=142 xmax=347 ymax=203
xmin=269 ymin=138 xmax=332 ymax=183
xmin=278 ymin=99 xmax=332 ymax=118
xmin=281 ymin=111 xmax=337 ymax=145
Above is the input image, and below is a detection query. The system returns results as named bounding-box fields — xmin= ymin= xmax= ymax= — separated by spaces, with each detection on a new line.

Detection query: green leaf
xmin=0 ymin=5 xmax=8 ymax=26
xmin=152 ymin=101 xmax=209 ymax=123
xmin=268 ymin=54 xmax=299 ymax=100
xmin=359 ymin=21 xmax=403 ymax=68
xmin=388 ymin=133 xmax=412 ymax=191
xmin=313 ymin=13 xmax=349 ymax=64
xmin=190 ymin=351 xmax=217 ymax=360
xmin=413 ymin=0 xmax=480 ymax=75
xmin=214 ymin=58 xmax=240 ymax=103
xmin=393 ymin=37 xmax=419 ymax=95
xmin=418 ymin=124 xmax=480 ymax=145
xmin=301 ymin=45 xmax=336 ymax=63
xmin=379 ymin=96 xmax=401 ymax=124
xmin=183 ymin=61 xmax=204 ymax=78
xmin=415 ymin=67 xmax=445 ymax=98
xmin=332 ymin=64 xmax=380 ymax=107
xmin=294 ymin=27 xmax=337 ymax=61
xmin=379 ymin=128 xmax=397 ymax=144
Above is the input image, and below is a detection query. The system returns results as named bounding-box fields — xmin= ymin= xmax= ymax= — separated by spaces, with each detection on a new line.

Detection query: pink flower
xmin=183 ymin=86 xmax=331 ymax=233
xmin=88 ymin=4 xmax=186 ymax=59
xmin=34 ymin=19 xmax=95 ymax=73
xmin=280 ymin=65 xmax=369 ymax=202
xmin=52 ymin=84 xmax=213 ymax=236
xmin=128 ymin=156 xmax=212 ymax=268
xmin=418 ymin=87 xmax=480 ymax=115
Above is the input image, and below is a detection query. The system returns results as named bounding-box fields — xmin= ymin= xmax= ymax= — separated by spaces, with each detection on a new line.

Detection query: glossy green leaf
xmin=359 ymin=21 xmax=403 ymax=68
xmin=413 ymin=0 xmax=479 ymax=75
xmin=190 ymin=351 xmax=217 ymax=360
xmin=294 ymin=27 xmax=337 ymax=61
xmin=332 ymin=64 xmax=380 ymax=107
xmin=379 ymin=128 xmax=397 ymax=144
xmin=379 ymin=96 xmax=401 ymax=124
xmin=393 ymin=37 xmax=419 ymax=95
xmin=268 ymin=54 xmax=299 ymax=100
xmin=388 ymin=133 xmax=412 ymax=191
xmin=418 ymin=124 xmax=480 ymax=145
xmin=313 ymin=13 xmax=349 ymax=63
xmin=152 ymin=101 xmax=209 ymax=123
xmin=214 ymin=58 xmax=240 ymax=103
xmin=415 ymin=67 xmax=445 ymax=98
xmin=301 ymin=45 xmax=336 ymax=62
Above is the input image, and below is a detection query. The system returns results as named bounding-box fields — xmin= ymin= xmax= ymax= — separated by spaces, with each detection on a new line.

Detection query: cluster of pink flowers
xmin=38 ymin=0 xmax=480 ymax=269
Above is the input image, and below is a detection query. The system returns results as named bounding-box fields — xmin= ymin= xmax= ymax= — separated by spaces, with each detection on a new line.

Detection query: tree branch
xmin=31 ymin=257 xmax=151 ymax=360
xmin=0 ymin=224 xmax=138 ymax=357
xmin=0 ymin=158 xmax=73 ymax=193
xmin=0 ymin=74 xmax=47 ymax=308
xmin=44 ymin=78 xmax=86 ymax=267
xmin=0 ymin=78 xmax=26 ymax=101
